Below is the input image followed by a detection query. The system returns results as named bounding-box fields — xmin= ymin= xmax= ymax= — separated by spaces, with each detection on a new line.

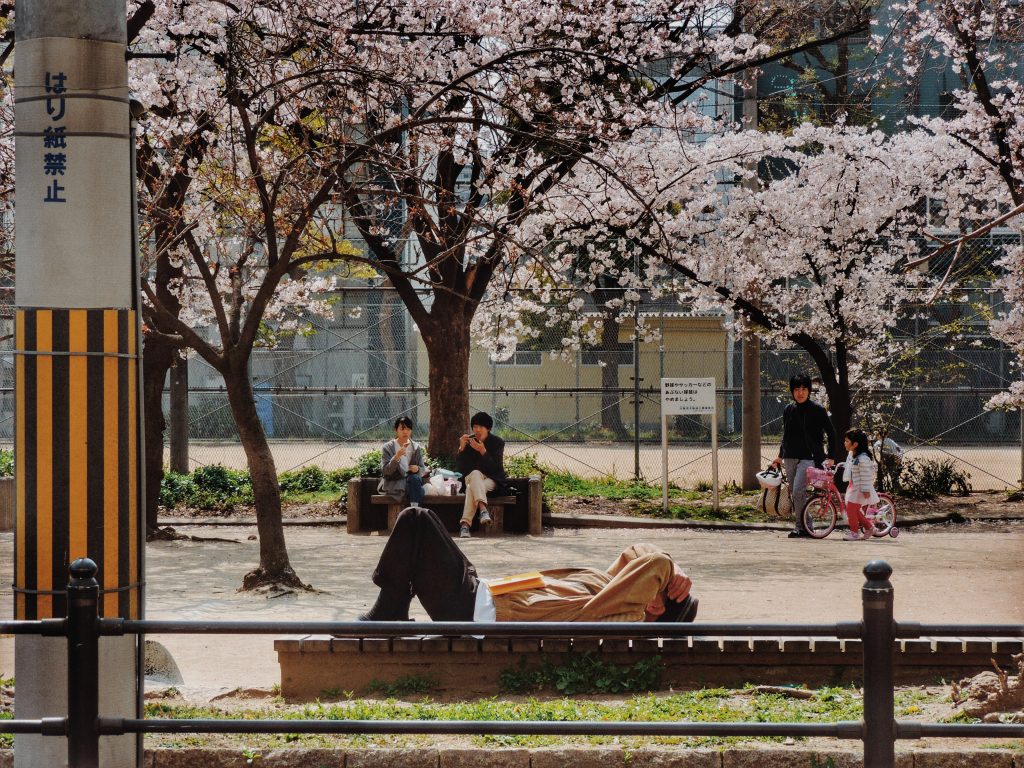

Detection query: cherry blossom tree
xmin=880 ymin=0 xmax=1024 ymax=408
xmin=314 ymin=0 xmax=876 ymax=459
xmin=129 ymin=0 xmax=352 ymax=588
xmin=505 ymin=123 xmax=974 ymax=438
xmin=125 ymin=0 xmax=222 ymax=540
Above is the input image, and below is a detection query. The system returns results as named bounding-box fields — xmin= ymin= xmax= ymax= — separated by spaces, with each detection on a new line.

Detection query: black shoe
xmin=358 ymin=589 xmax=412 ymax=621
xmin=787 ymin=529 xmax=808 ymax=538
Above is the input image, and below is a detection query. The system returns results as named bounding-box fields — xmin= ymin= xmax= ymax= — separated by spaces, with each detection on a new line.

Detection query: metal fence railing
xmin=145 ymin=384 xmax=1024 ymax=490
xmin=2 ymin=559 xmax=1022 ymax=768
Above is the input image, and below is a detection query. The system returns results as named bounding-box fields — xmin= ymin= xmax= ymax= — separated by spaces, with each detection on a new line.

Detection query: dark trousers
xmin=372 ymin=506 xmax=478 ymax=621
xmin=405 ymin=473 xmax=425 ymax=505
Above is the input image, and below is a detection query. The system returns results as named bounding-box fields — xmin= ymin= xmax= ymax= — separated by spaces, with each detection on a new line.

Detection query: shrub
xmin=278 ymin=465 xmax=338 ymax=495
xmin=159 ymin=471 xmax=195 ymax=508
xmin=504 ymin=452 xmax=545 ymax=477
xmin=188 ymin=464 xmax=253 ymax=509
xmin=893 ymin=458 xmax=971 ymax=500
xmin=0 ymin=448 xmax=13 ymax=477
xmin=351 ymin=449 xmax=383 ymax=478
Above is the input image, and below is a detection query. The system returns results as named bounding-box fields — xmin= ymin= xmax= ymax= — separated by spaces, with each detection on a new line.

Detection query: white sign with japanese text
xmin=661 ymin=377 xmax=716 ymax=416
xmin=661 ymin=377 xmax=719 ymax=513
xmin=14 ymin=37 xmax=132 ymax=309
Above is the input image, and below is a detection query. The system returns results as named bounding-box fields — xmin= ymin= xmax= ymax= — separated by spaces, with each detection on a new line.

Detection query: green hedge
xmin=158 ymin=450 xmax=387 ymax=510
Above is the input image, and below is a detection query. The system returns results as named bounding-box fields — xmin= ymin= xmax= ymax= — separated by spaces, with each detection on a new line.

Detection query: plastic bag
xmin=424 ymin=476 xmax=448 ymax=496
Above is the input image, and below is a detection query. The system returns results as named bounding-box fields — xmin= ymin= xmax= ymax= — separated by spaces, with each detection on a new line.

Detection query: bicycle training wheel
xmin=802 ymin=497 xmax=837 ymax=538
xmin=871 ymin=493 xmax=897 ymax=537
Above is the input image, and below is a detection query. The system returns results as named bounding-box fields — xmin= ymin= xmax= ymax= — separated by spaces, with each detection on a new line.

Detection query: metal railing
xmin=2 ymin=559 xmax=1023 ymax=768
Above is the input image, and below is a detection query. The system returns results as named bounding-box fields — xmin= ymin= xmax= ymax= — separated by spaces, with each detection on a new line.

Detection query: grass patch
xmin=366 ymin=675 xmax=438 ymax=698
xmin=542 ymin=471 xmax=693 ymax=501
xmin=138 ymin=685 xmax=950 ymax=751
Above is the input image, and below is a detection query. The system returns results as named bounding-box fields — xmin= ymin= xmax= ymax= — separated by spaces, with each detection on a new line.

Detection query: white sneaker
xmin=478 ymin=508 xmax=492 ymax=526
xmin=459 ymin=524 xmax=471 ymax=539
xmin=842 ymin=531 xmax=862 ymax=541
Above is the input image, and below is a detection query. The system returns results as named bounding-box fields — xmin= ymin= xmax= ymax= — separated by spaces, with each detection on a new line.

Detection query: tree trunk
xmin=793 ymin=335 xmax=852 ymax=456
xmin=222 ymin=359 xmax=307 ymax=590
xmin=597 ymin=316 xmax=628 ymax=439
xmin=817 ymin=364 xmax=853 ymax=452
xmin=823 ymin=377 xmax=853 ymax=446
xmin=420 ymin=311 xmax=472 ymax=462
xmin=142 ymin=334 xmax=175 ymax=537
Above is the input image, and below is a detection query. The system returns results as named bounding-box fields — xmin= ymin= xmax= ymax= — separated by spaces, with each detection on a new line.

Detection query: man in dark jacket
xmin=770 ymin=373 xmax=837 ymax=537
xmin=454 ymin=411 xmax=506 ymax=538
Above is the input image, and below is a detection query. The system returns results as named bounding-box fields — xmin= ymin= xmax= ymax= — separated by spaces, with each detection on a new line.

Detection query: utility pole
xmin=740 ymin=68 xmax=762 ymax=491
xmin=169 ymin=354 xmax=189 ymax=474
xmin=14 ymin=2 xmax=143 ymax=766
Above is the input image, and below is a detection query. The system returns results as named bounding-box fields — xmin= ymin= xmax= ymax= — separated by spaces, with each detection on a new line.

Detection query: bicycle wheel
xmin=871 ymin=493 xmax=897 ymax=537
xmin=803 ymin=496 xmax=837 ymax=538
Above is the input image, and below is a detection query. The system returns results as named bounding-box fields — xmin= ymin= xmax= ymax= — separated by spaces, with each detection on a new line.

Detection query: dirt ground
xmin=159 ymin=488 xmax=1024 ymax=530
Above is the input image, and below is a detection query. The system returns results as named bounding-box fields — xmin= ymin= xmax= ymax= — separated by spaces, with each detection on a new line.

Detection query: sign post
xmin=661 ymin=378 xmax=718 ymax=514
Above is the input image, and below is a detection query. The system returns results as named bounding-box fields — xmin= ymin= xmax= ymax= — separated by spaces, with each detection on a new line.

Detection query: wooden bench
xmin=348 ymin=474 xmax=543 ymax=535
xmin=371 ymin=493 xmax=518 ymax=536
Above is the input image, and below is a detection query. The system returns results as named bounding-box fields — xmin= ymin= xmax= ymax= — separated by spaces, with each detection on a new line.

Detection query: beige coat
xmin=493 ymin=544 xmax=675 ymax=622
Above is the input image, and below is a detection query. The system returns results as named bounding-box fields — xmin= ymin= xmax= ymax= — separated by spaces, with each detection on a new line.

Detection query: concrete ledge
xmin=275 ymin=634 xmax=1024 ymax=699
xmin=3 ymin=748 xmax=1014 ymax=768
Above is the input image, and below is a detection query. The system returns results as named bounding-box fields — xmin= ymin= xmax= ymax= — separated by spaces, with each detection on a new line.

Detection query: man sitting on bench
xmin=455 ymin=411 xmax=506 ymax=539
xmin=359 ymin=506 xmax=698 ymax=623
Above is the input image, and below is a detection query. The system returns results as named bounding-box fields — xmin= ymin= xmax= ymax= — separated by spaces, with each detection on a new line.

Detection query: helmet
xmin=755 ymin=467 xmax=783 ymax=488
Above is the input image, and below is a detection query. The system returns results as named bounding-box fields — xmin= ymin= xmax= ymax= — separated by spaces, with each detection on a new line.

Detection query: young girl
xmin=841 ymin=429 xmax=879 ymax=540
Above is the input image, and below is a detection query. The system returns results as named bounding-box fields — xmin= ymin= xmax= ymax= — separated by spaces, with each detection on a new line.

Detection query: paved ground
xmin=177 ymin=441 xmax=1023 ymax=490
xmin=2 ymin=523 xmax=1022 ymax=699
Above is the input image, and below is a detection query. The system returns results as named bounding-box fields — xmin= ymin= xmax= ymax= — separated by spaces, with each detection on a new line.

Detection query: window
xmin=494 ymin=350 xmax=543 ymax=367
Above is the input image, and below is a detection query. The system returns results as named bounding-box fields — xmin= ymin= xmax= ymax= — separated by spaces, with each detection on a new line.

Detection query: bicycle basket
xmin=805 ymin=467 xmax=833 ymax=490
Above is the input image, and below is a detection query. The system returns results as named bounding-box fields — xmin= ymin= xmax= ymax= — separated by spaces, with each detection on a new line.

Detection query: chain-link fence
xmin=153 ymin=280 xmax=1024 ymax=491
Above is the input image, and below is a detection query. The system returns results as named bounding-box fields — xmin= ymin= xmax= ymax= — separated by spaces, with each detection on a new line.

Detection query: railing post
xmin=862 ymin=560 xmax=896 ymax=768
xmin=67 ymin=558 xmax=100 ymax=768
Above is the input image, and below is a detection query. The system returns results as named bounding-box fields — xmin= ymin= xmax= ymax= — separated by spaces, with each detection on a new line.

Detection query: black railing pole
xmin=862 ymin=560 xmax=896 ymax=768
xmin=67 ymin=558 xmax=101 ymax=768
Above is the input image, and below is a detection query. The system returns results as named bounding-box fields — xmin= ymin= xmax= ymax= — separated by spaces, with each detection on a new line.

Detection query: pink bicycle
xmin=802 ymin=465 xmax=899 ymax=539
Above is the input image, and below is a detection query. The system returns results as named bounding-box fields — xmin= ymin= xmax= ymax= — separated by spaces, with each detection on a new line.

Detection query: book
xmin=487 ymin=571 xmax=545 ymax=596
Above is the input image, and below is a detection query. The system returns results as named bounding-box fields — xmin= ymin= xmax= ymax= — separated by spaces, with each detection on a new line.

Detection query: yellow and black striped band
xmin=14 ymin=308 xmax=142 ymax=620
